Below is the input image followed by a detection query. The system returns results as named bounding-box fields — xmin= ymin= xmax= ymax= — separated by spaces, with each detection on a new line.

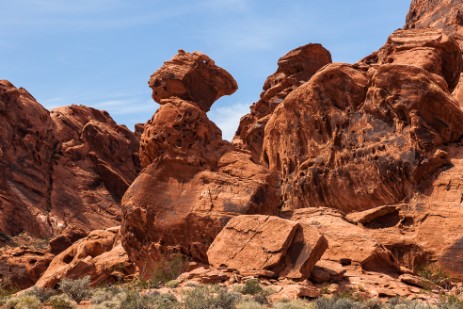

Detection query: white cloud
xmin=209 ymin=102 xmax=250 ymax=141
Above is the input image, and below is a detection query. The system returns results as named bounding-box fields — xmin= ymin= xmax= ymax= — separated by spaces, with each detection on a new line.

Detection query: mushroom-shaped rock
xmin=148 ymin=50 xmax=238 ymax=112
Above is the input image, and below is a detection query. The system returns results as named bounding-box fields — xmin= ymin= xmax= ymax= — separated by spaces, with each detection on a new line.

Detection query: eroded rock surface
xmin=0 ymin=82 xmax=141 ymax=239
xmin=207 ymin=215 xmax=327 ymax=280
xmin=0 ymin=247 xmax=53 ymax=289
xmin=262 ymin=29 xmax=463 ymax=212
xmin=235 ymin=44 xmax=332 ymax=160
xmin=36 ymin=226 xmax=135 ymax=288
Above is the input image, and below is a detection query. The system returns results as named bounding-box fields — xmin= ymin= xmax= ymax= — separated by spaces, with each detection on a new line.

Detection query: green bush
xmin=241 ymin=279 xmax=263 ymax=295
xmin=165 ymin=279 xmax=180 ymax=288
xmin=184 ymin=285 xmax=240 ymax=309
xmin=5 ymin=295 xmax=42 ymax=309
xmin=48 ymin=294 xmax=75 ymax=309
xmin=25 ymin=286 xmax=56 ymax=302
xmin=59 ymin=276 xmax=92 ymax=304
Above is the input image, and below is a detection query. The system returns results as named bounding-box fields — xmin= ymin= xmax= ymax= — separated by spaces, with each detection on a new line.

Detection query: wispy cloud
xmin=209 ymin=102 xmax=250 ymax=141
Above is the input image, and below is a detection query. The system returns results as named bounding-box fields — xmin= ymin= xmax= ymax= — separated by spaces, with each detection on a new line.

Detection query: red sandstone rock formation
xmin=235 ymin=44 xmax=332 ymax=161
xmin=36 ymin=226 xmax=135 ymax=288
xmin=261 ymin=30 xmax=463 ymax=212
xmin=0 ymin=247 xmax=54 ymax=289
xmin=121 ymin=51 xmax=280 ymax=276
xmin=207 ymin=215 xmax=327 ymax=280
xmin=0 ymin=81 xmax=140 ymax=240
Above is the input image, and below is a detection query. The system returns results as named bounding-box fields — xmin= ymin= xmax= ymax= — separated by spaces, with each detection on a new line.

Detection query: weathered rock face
xmin=405 ymin=0 xmax=463 ymax=49
xmin=36 ymin=227 xmax=135 ymax=289
xmin=0 ymin=247 xmax=54 ymax=289
xmin=148 ymin=50 xmax=238 ymax=112
xmin=0 ymin=80 xmax=54 ymax=237
xmin=261 ymin=29 xmax=463 ymax=212
xmin=49 ymin=105 xmax=140 ymax=232
xmin=364 ymin=28 xmax=462 ymax=91
xmin=235 ymin=44 xmax=332 ymax=160
xmin=122 ymin=51 xmax=279 ymax=276
xmin=0 ymin=82 xmax=141 ymax=241
xmin=207 ymin=215 xmax=327 ymax=280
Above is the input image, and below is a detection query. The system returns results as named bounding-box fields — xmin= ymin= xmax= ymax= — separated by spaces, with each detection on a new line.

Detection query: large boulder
xmin=207 ymin=215 xmax=327 ymax=279
xmin=121 ymin=52 xmax=279 ymax=277
xmin=285 ymin=208 xmax=401 ymax=274
xmin=235 ymin=44 xmax=332 ymax=160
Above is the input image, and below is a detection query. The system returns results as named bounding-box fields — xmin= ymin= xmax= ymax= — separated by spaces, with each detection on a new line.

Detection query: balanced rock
xmin=235 ymin=44 xmax=332 ymax=160
xmin=122 ymin=52 xmax=279 ymax=276
xmin=148 ymin=50 xmax=237 ymax=112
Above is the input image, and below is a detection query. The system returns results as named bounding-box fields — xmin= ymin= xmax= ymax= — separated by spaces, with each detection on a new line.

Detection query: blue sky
xmin=1 ymin=0 xmax=411 ymax=140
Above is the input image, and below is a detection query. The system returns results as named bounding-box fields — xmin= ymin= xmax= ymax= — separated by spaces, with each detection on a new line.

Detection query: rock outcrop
xmin=0 ymin=246 xmax=54 ymax=289
xmin=0 ymin=80 xmax=54 ymax=237
xmin=405 ymin=0 xmax=463 ymax=49
xmin=121 ymin=51 xmax=279 ymax=277
xmin=261 ymin=29 xmax=463 ymax=212
xmin=235 ymin=44 xmax=332 ymax=160
xmin=0 ymin=81 xmax=141 ymax=239
xmin=36 ymin=227 xmax=135 ymax=289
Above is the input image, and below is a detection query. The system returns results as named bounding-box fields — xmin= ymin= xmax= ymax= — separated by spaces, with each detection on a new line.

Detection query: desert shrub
xmin=48 ymin=294 xmax=75 ymax=309
xmin=120 ymin=290 xmax=179 ymax=309
xmin=59 ymin=276 xmax=92 ymax=304
xmin=275 ymin=298 xmax=313 ymax=309
xmin=184 ymin=285 xmax=240 ymax=309
xmin=25 ymin=286 xmax=56 ymax=302
xmin=88 ymin=288 xmax=127 ymax=309
xmin=5 ymin=295 xmax=42 ymax=309
xmin=236 ymin=298 xmax=268 ymax=309
xmin=139 ymin=253 xmax=189 ymax=288
xmin=437 ymin=295 xmax=463 ymax=309
xmin=241 ymin=279 xmax=263 ymax=295
xmin=90 ymin=288 xmax=118 ymax=305
xmin=165 ymin=279 xmax=180 ymax=288
xmin=418 ymin=264 xmax=453 ymax=290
